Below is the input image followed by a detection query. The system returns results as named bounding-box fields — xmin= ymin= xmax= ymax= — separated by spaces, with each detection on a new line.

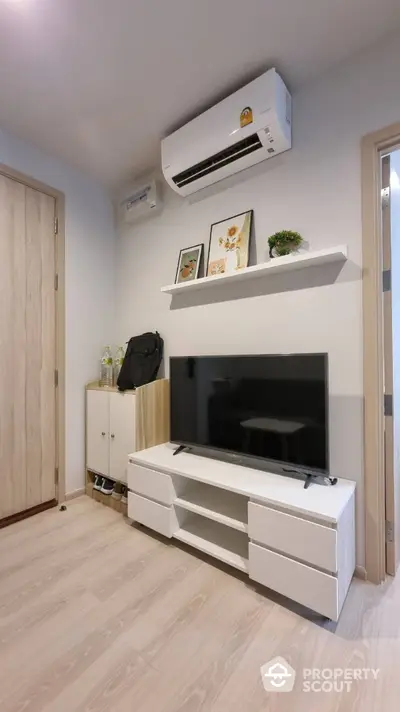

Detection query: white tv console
xmin=127 ymin=444 xmax=356 ymax=621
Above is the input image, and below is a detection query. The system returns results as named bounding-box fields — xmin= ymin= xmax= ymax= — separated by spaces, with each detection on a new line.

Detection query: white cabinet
xmin=109 ymin=392 xmax=136 ymax=483
xmin=248 ymin=502 xmax=338 ymax=572
xmin=86 ymin=389 xmax=135 ymax=484
xmin=248 ymin=543 xmax=339 ymax=620
xmin=127 ymin=443 xmax=356 ymax=621
xmin=86 ymin=390 xmax=110 ymax=476
xmin=128 ymin=492 xmax=179 ymax=538
xmin=127 ymin=463 xmax=176 ymax=504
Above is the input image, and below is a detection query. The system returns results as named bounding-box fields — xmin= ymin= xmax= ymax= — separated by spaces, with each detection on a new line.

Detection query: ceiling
xmin=1 ymin=0 xmax=400 ymax=188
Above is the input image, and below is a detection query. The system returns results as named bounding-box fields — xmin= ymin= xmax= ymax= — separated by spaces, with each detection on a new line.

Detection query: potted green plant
xmin=268 ymin=230 xmax=303 ymax=258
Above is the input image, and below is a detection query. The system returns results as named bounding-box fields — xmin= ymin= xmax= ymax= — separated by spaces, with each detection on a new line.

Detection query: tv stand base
xmin=172 ymin=444 xmax=188 ymax=456
xmin=127 ymin=443 xmax=356 ymax=621
xmin=282 ymin=467 xmax=339 ymax=489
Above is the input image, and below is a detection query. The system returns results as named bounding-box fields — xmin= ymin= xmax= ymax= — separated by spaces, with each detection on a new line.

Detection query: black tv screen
xmin=170 ymin=354 xmax=329 ymax=473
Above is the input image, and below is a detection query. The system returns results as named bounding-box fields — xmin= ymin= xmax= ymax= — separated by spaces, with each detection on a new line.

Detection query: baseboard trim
xmin=355 ymin=565 xmax=367 ymax=580
xmin=0 ymin=499 xmax=58 ymax=529
xmin=65 ymin=488 xmax=86 ymax=501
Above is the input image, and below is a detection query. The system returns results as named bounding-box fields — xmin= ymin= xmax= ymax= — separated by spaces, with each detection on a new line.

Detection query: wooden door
xmin=86 ymin=390 xmax=110 ymax=476
xmin=0 ymin=176 xmax=57 ymax=520
xmin=109 ymin=392 xmax=135 ymax=484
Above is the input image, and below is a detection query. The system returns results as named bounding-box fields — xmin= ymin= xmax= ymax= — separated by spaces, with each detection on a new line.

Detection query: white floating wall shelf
xmin=161 ymin=245 xmax=348 ymax=295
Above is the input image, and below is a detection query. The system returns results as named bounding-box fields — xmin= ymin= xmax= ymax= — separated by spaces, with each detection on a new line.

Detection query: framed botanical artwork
xmin=175 ymin=243 xmax=203 ymax=284
xmin=207 ymin=210 xmax=253 ymax=276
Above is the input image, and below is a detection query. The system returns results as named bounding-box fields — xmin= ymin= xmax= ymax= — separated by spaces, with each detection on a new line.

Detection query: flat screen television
xmin=170 ymin=354 xmax=329 ymax=474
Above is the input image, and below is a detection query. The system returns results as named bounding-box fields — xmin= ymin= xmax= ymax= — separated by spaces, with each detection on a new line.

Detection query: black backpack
xmin=117 ymin=332 xmax=164 ymax=391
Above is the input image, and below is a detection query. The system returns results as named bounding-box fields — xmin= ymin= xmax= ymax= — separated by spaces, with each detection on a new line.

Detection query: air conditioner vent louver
xmin=172 ymin=133 xmax=263 ymax=188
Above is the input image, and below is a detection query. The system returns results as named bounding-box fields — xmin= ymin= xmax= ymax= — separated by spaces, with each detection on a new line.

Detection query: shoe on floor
xmin=121 ymin=486 xmax=128 ymax=505
xmin=112 ymin=482 xmax=123 ymax=500
xmin=101 ymin=479 xmax=114 ymax=495
xmin=93 ymin=475 xmax=104 ymax=491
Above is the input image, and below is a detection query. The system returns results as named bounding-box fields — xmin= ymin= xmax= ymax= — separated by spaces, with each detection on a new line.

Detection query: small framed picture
xmin=207 ymin=210 xmax=253 ymax=276
xmin=175 ymin=243 xmax=204 ymax=284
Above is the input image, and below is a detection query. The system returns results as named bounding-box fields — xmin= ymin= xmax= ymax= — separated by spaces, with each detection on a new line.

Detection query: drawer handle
xmin=111 ymin=433 xmax=115 ymax=439
xmin=101 ymin=432 xmax=105 ymax=436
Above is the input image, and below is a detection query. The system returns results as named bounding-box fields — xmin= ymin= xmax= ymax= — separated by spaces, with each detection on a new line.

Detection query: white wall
xmin=0 ymin=128 xmax=116 ymax=495
xmin=115 ymin=33 xmax=400 ymax=568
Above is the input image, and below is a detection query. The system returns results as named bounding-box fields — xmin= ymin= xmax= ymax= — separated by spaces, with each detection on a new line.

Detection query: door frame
xmin=381 ymin=154 xmax=397 ymax=576
xmin=362 ymin=122 xmax=400 ymax=583
xmin=0 ymin=163 xmax=66 ymax=505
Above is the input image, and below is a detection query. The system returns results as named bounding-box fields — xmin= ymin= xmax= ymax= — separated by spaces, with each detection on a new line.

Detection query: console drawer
xmin=128 ymin=492 xmax=179 ymax=538
xmin=127 ymin=463 xmax=175 ymax=505
xmin=248 ymin=502 xmax=337 ymax=572
xmin=249 ymin=543 xmax=339 ymax=620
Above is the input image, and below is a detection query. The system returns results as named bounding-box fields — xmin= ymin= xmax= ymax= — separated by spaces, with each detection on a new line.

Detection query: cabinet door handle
xmin=111 ymin=433 xmax=115 ymax=439
xmin=101 ymin=432 xmax=106 ymax=436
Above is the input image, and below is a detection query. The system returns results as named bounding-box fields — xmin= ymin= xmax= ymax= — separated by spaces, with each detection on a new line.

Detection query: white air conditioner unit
xmin=161 ymin=68 xmax=291 ymax=197
xmin=119 ymin=179 xmax=160 ymax=224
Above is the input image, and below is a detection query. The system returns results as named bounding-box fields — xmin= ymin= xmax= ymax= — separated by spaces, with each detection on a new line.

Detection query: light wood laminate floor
xmin=0 ymin=496 xmax=399 ymax=711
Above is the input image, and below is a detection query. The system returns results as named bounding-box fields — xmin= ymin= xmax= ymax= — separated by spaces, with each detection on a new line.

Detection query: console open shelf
xmin=161 ymin=245 xmax=347 ymax=295
xmin=175 ymin=481 xmax=248 ymax=532
xmin=174 ymin=514 xmax=248 ymax=572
